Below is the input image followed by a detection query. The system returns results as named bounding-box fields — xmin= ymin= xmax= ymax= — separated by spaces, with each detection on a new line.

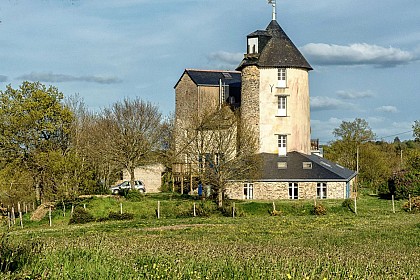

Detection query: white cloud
xmin=375 ymin=106 xmax=398 ymax=113
xmin=207 ymin=51 xmax=243 ymax=69
xmin=301 ymin=43 xmax=417 ymax=67
xmin=336 ymin=90 xmax=375 ymax=99
xmin=16 ymin=72 xmax=121 ymax=84
xmin=310 ymin=96 xmax=354 ymax=111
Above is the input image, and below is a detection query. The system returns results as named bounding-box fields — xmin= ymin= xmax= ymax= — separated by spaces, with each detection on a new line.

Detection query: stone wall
xmin=240 ymin=65 xmax=260 ymax=149
xmin=226 ymin=181 xmax=349 ymax=200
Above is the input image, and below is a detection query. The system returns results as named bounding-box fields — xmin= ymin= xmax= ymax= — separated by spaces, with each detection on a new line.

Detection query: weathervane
xmin=268 ymin=0 xmax=277 ymax=21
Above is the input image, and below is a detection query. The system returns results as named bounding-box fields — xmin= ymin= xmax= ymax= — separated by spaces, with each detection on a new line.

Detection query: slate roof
xmin=174 ymin=69 xmax=241 ymax=88
xmin=236 ymin=20 xmax=312 ymax=71
xmin=257 ymin=151 xmax=356 ymax=182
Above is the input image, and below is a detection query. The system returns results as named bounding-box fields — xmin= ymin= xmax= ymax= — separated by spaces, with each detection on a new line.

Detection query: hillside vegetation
xmin=1 ymin=192 xmax=419 ymax=279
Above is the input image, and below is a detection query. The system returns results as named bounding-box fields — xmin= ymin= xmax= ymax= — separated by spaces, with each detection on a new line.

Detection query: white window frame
xmin=317 ymin=182 xmax=327 ymax=199
xmin=278 ymin=135 xmax=287 ymax=156
xmin=244 ymin=183 xmax=254 ymax=199
xmin=277 ymin=68 xmax=287 ymax=88
xmin=289 ymin=182 xmax=298 ymax=199
xmin=277 ymin=96 xmax=287 ymax=117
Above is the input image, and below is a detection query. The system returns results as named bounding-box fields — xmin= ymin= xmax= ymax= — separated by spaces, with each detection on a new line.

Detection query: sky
xmin=1 ymin=0 xmax=419 ymax=144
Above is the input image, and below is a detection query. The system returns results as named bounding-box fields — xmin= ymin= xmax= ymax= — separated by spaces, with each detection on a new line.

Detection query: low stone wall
xmin=225 ymin=181 xmax=348 ymax=200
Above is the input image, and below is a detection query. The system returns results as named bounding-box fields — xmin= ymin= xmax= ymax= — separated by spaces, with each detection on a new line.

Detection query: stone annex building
xmin=173 ymin=8 xmax=356 ymax=200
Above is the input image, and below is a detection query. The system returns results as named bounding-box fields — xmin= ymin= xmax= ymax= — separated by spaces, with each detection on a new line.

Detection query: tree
xmin=100 ymin=98 xmax=165 ymax=190
xmin=328 ymin=118 xmax=375 ymax=171
xmin=0 ymin=82 xmax=73 ymax=203
xmin=413 ymin=120 xmax=420 ymax=142
xmin=178 ymin=106 xmax=259 ymax=207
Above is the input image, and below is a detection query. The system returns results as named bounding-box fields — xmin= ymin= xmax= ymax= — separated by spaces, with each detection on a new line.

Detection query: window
xmin=277 ymin=96 xmax=287 ymax=117
xmin=303 ymin=162 xmax=312 ymax=169
xmin=317 ymin=182 xmax=327 ymax=199
xmin=277 ymin=68 xmax=287 ymax=88
xmin=247 ymin=38 xmax=258 ymax=54
xmin=289 ymin=183 xmax=298 ymax=199
xmin=244 ymin=183 xmax=254 ymax=199
xmin=278 ymin=135 xmax=287 ymax=156
xmin=277 ymin=162 xmax=287 ymax=169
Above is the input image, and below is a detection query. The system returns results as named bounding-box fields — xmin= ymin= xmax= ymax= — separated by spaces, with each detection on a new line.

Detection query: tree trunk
xmin=35 ymin=182 xmax=41 ymax=205
xmin=129 ymin=166 xmax=135 ymax=190
xmin=217 ymin=190 xmax=223 ymax=207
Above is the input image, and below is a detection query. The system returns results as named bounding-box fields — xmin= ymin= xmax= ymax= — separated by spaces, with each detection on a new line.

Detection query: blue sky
xmin=1 ymin=0 xmax=419 ymax=143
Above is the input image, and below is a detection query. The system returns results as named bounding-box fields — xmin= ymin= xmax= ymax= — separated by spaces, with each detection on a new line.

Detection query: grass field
xmin=2 ymin=192 xmax=419 ymax=279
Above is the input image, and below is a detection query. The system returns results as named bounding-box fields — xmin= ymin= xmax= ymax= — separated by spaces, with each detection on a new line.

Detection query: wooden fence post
xmin=272 ymin=202 xmax=276 ymax=212
xmin=193 ymin=202 xmax=196 ymax=217
xmin=354 ymin=197 xmax=357 ymax=215
xmin=157 ymin=201 xmax=160 ymax=219
xmin=63 ymin=201 xmax=66 ymax=217
xmin=71 ymin=205 xmax=74 ymax=217
xmin=120 ymin=203 xmax=123 ymax=215
xmin=7 ymin=212 xmax=11 ymax=229
xmin=409 ymin=194 xmax=412 ymax=212
xmin=232 ymin=202 xmax=235 ymax=218
xmin=392 ymin=195 xmax=395 ymax=213
xmin=49 ymin=206 xmax=52 ymax=227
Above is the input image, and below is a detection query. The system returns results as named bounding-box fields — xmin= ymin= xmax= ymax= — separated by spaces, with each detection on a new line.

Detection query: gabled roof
xmin=257 ymin=151 xmax=356 ymax=182
xmin=174 ymin=69 xmax=241 ymax=89
xmin=237 ymin=20 xmax=312 ymax=71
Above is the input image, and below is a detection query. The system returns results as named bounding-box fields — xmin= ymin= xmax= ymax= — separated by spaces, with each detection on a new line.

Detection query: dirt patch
xmin=30 ymin=203 xmax=55 ymax=221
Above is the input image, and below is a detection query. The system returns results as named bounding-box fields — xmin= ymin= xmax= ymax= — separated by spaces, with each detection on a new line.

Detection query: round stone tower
xmin=237 ymin=19 xmax=312 ymax=156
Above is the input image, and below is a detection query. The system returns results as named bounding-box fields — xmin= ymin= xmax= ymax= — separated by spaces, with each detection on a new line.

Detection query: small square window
xmin=303 ymin=162 xmax=312 ymax=169
xmin=277 ymin=162 xmax=287 ymax=169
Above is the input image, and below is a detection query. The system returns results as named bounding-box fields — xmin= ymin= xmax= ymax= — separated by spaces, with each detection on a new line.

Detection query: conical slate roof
xmin=237 ymin=20 xmax=312 ymax=71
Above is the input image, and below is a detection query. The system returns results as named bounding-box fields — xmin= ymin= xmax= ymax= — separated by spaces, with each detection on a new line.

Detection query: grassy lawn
xmin=2 ymin=193 xmax=419 ymax=279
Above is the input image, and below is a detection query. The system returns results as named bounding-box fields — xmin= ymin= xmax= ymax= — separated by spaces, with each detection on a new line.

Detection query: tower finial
xmin=268 ymin=0 xmax=276 ymax=21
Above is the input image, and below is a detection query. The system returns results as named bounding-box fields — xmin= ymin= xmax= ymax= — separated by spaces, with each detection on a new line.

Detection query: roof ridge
xmin=185 ymin=69 xmax=240 ymax=73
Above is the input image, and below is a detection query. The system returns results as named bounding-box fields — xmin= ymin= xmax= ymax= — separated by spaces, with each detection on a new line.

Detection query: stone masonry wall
xmin=226 ymin=181 xmax=348 ymax=200
xmin=240 ymin=66 xmax=260 ymax=149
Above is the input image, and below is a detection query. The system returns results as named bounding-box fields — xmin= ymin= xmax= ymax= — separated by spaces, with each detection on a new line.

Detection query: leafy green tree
xmin=327 ymin=118 xmax=375 ymax=171
xmin=0 ymin=82 xmax=73 ymax=203
xmin=413 ymin=120 xmax=420 ymax=142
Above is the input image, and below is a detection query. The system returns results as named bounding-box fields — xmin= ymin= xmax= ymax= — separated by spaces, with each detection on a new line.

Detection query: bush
xmin=69 ymin=208 xmax=95 ymax=224
xmin=342 ymin=198 xmax=355 ymax=213
xmin=270 ymin=209 xmax=283 ymax=216
xmin=107 ymin=211 xmax=134 ymax=221
xmin=193 ymin=202 xmax=218 ymax=217
xmin=311 ymin=204 xmax=327 ymax=215
xmin=125 ymin=190 xmax=145 ymax=202
xmin=388 ymin=170 xmax=420 ymax=199
xmin=0 ymin=235 xmax=41 ymax=274
xmin=220 ymin=200 xmax=244 ymax=217
xmin=402 ymin=196 xmax=420 ymax=213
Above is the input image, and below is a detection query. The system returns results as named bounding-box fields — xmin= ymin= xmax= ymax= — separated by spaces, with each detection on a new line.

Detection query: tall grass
xmin=3 ymin=193 xmax=419 ymax=279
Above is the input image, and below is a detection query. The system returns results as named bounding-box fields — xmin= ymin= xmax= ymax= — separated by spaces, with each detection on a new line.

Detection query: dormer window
xmin=247 ymin=37 xmax=259 ymax=54
xmin=277 ymin=68 xmax=287 ymax=88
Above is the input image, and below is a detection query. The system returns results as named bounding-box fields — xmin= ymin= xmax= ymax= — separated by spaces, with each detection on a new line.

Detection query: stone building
xmin=173 ymin=7 xmax=356 ymax=200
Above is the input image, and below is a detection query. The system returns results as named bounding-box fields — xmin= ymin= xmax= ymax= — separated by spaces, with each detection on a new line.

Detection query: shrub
xmin=220 ymin=200 xmax=244 ymax=217
xmin=69 ymin=208 xmax=95 ymax=224
xmin=193 ymin=202 xmax=218 ymax=217
xmin=402 ymin=196 xmax=420 ymax=213
xmin=125 ymin=190 xmax=145 ymax=202
xmin=342 ymin=198 xmax=355 ymax=213
xmin=311 ymin=204 xmax=327 ymax=215
xmin=270 ymin=209 xmax=283 ymax=216
xmin=388 ymin=170 xmax=420 ymax=199
xmin=0 ymin=235 xmax=41 ymax=274
xmin=107 ymin=211 xmax=134 ymax=221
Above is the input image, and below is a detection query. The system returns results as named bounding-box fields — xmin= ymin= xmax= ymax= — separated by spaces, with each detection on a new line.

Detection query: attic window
xmin=247 ymin=37 xmax=258 ymax=54
xmin=277 ymin=162 xmax=287 ymax=169
xmin=222 ymin=72 xmax=232 ymax=79
xmin=303 ymin=162 xmax=312 ymax=169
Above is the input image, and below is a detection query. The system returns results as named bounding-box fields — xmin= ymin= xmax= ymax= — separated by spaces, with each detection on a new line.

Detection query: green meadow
xmin=2 ymin=193 xmax=419 ymax=279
